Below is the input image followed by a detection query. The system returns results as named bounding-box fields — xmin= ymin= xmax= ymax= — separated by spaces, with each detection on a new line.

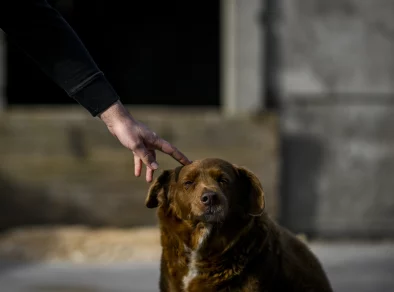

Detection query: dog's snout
xmin=201 ymin=192 xmax=219 ymax=206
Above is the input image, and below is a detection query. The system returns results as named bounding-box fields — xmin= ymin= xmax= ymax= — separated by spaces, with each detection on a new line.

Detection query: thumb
xmin=133 ymin=143 xmax=159 ymax=170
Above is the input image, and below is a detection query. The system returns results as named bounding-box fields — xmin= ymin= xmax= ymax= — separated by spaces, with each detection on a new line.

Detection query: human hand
xmin=99 ymin=100 xmax=191 ymax=182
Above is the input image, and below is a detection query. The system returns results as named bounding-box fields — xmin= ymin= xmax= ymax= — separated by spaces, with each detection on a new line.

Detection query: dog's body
xmin=146 ymin=158 xmax=333 ymax=292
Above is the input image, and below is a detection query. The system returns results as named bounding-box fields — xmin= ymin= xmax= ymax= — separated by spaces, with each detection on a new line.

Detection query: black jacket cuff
xmin=70 ymin=73 xmax=120 ymax=116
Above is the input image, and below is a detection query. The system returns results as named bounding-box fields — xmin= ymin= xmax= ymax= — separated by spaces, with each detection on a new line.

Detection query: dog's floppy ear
xmin=145 ymin=170 xmax=173 ymax=208
xmin=236 ymin=166 xmax=265 ymax=216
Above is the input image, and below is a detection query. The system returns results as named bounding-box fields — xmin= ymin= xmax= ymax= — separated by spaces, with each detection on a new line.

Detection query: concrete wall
xmin=278 ymin=0 xmax=394 ymax=238
xmin=0 ymin=107 xmax=278 ymax=230
xmin=279 ymin=0 xmax=394 ymax=96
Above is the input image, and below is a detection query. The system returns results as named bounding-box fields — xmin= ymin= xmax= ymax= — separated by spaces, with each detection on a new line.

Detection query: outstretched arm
xmin=0 ymin=0 xmax=191 ymax=182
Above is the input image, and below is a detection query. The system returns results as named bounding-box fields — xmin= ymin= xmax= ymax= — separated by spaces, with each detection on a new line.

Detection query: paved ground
xmin=0 ymin=242 xmax=392 ymax=292
xmin=310 ymin=242 xmax=394 ymax=292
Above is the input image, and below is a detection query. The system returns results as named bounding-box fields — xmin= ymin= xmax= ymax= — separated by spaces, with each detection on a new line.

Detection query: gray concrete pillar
xmin=221 ymin=0 xmax=264 ymax=116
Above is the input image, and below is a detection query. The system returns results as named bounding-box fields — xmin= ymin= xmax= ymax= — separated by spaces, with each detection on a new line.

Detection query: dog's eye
xmin=218 ymin=177 xmax=229 ymax=185
xmin=183 ymin=181 xmax=194 ymax=189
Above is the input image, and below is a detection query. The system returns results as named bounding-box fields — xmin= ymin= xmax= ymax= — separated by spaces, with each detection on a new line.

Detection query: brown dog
xmin=145 ymin=158 xmax=333 ymax=292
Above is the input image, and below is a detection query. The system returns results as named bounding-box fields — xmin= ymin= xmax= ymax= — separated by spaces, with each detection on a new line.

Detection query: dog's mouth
xmin=196 ymin=204 xmax=227 ymax=224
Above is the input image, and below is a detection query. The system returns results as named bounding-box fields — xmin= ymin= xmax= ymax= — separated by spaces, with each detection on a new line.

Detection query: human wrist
xmin=98 ymin=100 xmax=136 ymax=127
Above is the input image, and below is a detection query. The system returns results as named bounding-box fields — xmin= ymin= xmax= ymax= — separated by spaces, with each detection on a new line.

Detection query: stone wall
xmin=0 ymin=107 xmax=279 ymax=230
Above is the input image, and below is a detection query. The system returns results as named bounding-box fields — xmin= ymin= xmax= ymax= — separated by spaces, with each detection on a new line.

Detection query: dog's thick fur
xmin=145 ymin=158 xmax=333 ymax=292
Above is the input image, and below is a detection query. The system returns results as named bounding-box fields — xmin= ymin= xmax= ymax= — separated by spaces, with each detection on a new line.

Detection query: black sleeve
xmin=0 ymin=0 xmax=120 ymax=116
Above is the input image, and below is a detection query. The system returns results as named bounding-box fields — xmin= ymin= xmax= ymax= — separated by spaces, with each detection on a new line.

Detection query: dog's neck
xmin=166 ymin=211 xmax=270 ymax=256
xmin=186 ymin=214 xmax=272 ymax=290
xmin=194 ymin=216 xmax=255 ymax=254
xmin=159 ymin=209 xmax=276 ymax=291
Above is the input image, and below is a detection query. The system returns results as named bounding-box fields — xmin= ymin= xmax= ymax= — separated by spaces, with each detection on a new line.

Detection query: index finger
xmin=154 ymin=138 xmax=191 ymax=166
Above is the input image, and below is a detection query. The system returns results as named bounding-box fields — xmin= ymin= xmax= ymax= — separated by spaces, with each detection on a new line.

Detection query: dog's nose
xmin=201 ymin=192 xmax=219 ymax=206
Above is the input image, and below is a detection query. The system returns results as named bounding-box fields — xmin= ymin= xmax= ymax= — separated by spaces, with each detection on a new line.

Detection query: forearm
xmin=0 ymin=0 xmax=119 ymax=116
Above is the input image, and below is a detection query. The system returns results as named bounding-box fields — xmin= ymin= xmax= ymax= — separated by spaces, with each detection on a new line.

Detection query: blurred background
xmin=0 ymin=0 xmax=393 ymax=291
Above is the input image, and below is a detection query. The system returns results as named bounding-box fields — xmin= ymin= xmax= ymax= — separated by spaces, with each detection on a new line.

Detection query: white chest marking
xmin=182 ymin=226 xmax=211 ymax=291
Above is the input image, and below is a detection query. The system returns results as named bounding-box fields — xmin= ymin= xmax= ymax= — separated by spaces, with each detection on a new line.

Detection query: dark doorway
xmin=6 ymin=0 xmax=221 ymax=107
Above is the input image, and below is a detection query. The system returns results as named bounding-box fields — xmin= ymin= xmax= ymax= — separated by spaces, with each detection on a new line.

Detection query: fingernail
xmin=151 ymin=162 xmax=159 ymax=170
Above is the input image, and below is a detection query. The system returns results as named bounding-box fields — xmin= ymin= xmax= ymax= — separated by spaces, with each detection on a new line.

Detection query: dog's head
xmin=145 ymin=158 xmax=265 ymax=225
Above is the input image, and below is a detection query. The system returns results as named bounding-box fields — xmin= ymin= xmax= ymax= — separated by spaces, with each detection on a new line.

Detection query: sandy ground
xmin=0 ymin=226 xmax=162 ymax=263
